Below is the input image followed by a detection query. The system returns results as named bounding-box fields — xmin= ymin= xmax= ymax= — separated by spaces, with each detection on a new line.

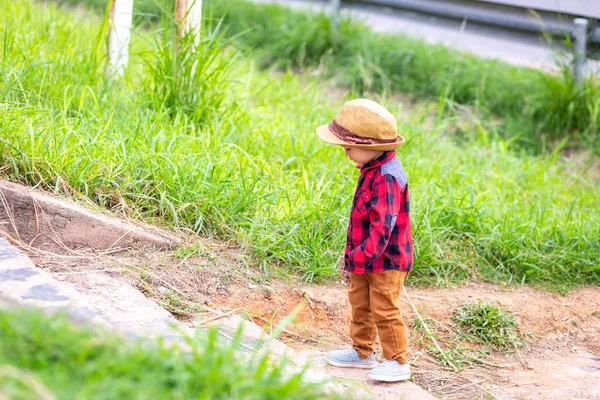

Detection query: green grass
xmin=210 ymin=0 xmax=600 ymax=153
xmin=454 ymin=301 xmax=522 ymax=349
xmin=412 ymin=317 xmax=491 ymax=369
xmin=0 ymin=0 xmax=599 ymax=289
xmin=58 ymin=0 xmax=600 ymax=153
xmin=0 ymin=307 xmax=332 ymax=399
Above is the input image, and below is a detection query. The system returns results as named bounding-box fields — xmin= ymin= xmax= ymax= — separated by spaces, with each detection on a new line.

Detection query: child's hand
xmin=338 ymin=256 xmax=350 ymax=287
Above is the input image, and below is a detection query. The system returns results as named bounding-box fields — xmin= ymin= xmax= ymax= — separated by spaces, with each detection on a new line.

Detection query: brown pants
xmin=349 ymin=270 xmax=409 ymax=364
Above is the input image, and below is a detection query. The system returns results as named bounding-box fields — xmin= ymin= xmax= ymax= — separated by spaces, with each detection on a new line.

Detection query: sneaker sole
xmin=367 ymin=373 xmax=411 ymax=382
xmin=325 ymin=357 xmax=376 ymax=369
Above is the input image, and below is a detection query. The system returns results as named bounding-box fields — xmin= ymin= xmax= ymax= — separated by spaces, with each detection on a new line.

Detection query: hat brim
xmin=316 ymin=125 xmax=405 ymax=151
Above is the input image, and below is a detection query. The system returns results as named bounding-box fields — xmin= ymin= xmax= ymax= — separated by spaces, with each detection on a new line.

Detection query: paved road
xmin=254 ymin=0 xmax=600 ymax=73
xmin=481 ymin=0 xmax=600 ymax=18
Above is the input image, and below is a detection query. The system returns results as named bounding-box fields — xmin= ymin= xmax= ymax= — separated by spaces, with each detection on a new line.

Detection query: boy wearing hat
xmin=317 ymin=99 xmax=413 ymax=382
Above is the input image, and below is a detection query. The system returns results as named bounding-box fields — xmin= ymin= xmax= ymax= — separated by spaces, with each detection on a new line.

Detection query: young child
xmin=316 ymin=98 xmax=413 ymax=382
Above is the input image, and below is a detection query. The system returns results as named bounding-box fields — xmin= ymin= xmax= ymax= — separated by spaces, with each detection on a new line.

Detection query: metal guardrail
xmin=329 ymin=0 xmax=594 ymax=85
xmin=358 ymin=0 xmax=567 ymax=35
xmin=348 ymin=0 xmax=599 ymax=43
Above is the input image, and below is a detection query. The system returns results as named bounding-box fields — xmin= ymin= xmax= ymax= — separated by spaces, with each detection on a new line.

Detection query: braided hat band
xmin=328 ymin=120 xmax=399 ymax=145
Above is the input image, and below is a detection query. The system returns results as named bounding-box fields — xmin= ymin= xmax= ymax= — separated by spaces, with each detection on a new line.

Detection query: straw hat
xmin=316 ymin=98 xmax=405 ymax=151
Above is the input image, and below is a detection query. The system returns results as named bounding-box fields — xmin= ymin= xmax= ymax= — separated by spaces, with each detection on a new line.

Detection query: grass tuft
xmin=454 ymin=301 xmax=522 ymax=349
xmin=143 ymin=13 xmax=238 ymax=125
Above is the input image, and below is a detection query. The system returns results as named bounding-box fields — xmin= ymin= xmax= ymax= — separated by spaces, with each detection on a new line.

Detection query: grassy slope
xmin=59 ymin=0 xmax=600 ymax=152
xmin=0 ymin=308 xmax=330 ymax=399
xmin=0 ymin=0 xmax=598 ymax=289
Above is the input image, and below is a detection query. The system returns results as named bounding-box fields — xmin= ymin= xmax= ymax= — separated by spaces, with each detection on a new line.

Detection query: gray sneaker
xmin=368 ymin=360 xmax=411 ymax=382
xmin=325 ymin=348 xmax=376 ymax=369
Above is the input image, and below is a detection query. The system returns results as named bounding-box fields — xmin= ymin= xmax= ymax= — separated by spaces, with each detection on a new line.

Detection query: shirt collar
xmin=360 ymin=151 xmax=396 ymax=173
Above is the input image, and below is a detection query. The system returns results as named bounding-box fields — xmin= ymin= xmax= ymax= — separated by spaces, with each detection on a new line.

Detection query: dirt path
xmin=31 ymin=245 xmax=600 ymax=400
xmin=215 ymin=280 xmax=600 ymax=399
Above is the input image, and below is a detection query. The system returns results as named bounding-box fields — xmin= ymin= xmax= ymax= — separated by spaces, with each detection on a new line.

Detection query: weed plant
xmin=143 ymin=14 xmax=238 ymax=125
xmin=454 ymin=301 xmax=522 ymax=348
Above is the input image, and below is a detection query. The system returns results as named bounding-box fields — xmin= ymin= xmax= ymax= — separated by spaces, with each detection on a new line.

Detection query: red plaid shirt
xmin=345 ymin=151 xmax=414 ymax=274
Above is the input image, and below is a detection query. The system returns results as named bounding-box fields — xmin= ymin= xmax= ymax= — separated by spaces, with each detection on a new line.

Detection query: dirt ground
xmin=26 ymin=241 xmax=600 ymax=400
xmin=216 ymin=280 xmax=600 ymax=399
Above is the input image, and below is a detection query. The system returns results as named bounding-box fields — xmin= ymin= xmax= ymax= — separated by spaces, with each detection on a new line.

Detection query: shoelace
xmin=380 ymin=360 xmax=410 ymax=369
xmin=341 ymin=348 xmax=356 ymax=356
xmin=381 ymin=360 xmax=398 ymax=367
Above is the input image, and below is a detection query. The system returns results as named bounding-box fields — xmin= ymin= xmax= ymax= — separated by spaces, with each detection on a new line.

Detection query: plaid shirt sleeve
xmin=346 ymin=174 xmax=403 ymax=271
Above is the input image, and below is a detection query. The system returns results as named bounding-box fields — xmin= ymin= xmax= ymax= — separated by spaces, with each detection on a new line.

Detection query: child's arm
xmin=346 ymin=174 xmax=407 ymax=271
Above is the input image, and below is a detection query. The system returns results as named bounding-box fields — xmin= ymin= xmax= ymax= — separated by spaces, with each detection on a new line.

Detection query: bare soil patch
xmin=25 ymin=242 xmax=600 ymax=400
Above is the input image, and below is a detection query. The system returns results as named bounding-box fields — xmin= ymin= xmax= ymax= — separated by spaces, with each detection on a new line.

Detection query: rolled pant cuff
xmin=392 ymin=355 xmax=409 ymax=364
xmin=353 ymin=347 xmax=374 ymax=359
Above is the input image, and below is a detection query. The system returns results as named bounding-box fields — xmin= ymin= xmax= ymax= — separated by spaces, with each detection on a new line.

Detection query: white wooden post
xmin=176 ymin=0 xmax=202 ymax=46
xmin=330 ymin=0 xmax=340 ymax=26
xmin=573 ymin=18 xmax=588 ymax=88
xmin=106 ymin=0 xmax=134 ymax=77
